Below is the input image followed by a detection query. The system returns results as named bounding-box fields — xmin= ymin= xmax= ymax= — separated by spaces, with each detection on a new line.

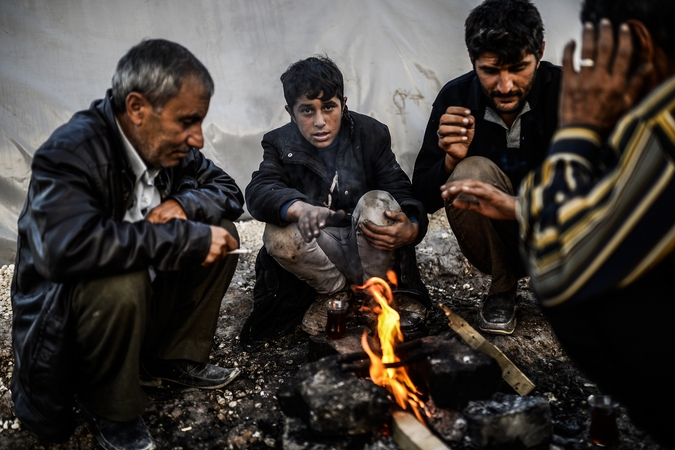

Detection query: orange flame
xmin=356 ymin=271 xmax=426 ymax=424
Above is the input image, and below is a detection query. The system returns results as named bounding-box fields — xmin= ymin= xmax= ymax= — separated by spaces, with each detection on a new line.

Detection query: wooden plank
xmin=392 ymin=411 xmax=451 ymax=450
xmin=439 ymin=304 xmax=535 ymax=396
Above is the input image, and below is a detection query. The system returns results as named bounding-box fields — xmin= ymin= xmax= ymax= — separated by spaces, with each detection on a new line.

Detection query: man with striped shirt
xmin=518 ymin=0 xmax=675 ymax=446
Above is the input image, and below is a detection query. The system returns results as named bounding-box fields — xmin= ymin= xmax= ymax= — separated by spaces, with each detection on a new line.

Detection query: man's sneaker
xmin=301 ymin=291 xmax=351 ymax=335
xmin=79 ymin=403 xmax=155 ymax=450
xmin=141 ymin=359 xmax=240 ymax=389
xmin=477 ymin=293 xmax=517 ymax=335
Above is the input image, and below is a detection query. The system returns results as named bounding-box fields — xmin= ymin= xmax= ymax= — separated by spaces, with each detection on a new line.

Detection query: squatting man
xmin=11 ymin=39 xmax=245 ymax=450
xmin=412 ymin=0 xmax=561 ymax=335
xmin=241 ymin=56 xmax=429 ymax=344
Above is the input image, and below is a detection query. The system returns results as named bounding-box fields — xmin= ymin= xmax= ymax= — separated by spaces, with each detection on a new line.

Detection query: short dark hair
xmin=465 ymin=0 xmax=545 ymax=65
xmin=280 ymin=56 xmax=344 ymax=110
xmin=581 ymin=0 xmax=675 ymax=61
xmin=111 ymin=39 xmax=214 ymax=112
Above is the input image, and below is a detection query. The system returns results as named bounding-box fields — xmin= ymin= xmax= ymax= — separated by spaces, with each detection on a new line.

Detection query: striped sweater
xmin=518 ymin=75 xmax=675 ymax=307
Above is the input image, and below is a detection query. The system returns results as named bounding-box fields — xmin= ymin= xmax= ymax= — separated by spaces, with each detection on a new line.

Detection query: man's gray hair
xmin=111 ymin=39 xmax=214 ymax=112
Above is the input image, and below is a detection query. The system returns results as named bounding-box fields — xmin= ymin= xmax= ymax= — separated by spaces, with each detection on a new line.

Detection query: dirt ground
xmin=0 ymin=212 xmax=666 ymax=449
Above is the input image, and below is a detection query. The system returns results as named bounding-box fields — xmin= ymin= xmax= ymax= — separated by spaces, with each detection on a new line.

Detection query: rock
xmin=424 ymin=398 xmax=467 ymax=444
xmin=0 ymin=390 xmax=13 ymax=419
xmin=463 ymin=392 xmax=552 ymax=448
xmin=277 ymin=355 xmax=391 ymax=436
xmin=410 ymin=331 xmax=502 ymax=410
xmin=282 ymin=416 xmax=369 ymax=450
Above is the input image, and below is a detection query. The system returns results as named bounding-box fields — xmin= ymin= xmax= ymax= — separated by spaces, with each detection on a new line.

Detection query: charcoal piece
xmin=463 ymin=392 xmax=552 ymax=448
xmin=282 ymin=416 xmax=369 ymax=450
xmin=277 ymin=355 xmax=391 ymax=436
xmin=412 ymin=331 xmax=502 ymax=409
xmin=424 ymin=398 xmax=467 ymax=443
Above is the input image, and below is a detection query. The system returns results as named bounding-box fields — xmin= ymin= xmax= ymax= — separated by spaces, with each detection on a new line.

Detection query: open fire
xmin=354 ymin=271 xmax=427 ymax=424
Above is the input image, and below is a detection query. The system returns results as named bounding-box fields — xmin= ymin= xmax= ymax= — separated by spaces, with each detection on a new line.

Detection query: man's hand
xmin=358 ymin=211 xmax=419 ymax=251
xmin=287 ymin=202 xmax=346 ymax=242
xmin=145 ymin=199 xmax=188 ymax=224
xmin=202 ymin=226 xmax=239 ymax=266
xmin=438 ymin=107 xmax=475 ymax=172
xmin=559 ymin=19 xmax=653 ymax=134
xmin=441 ymin=179 xmax=517 ymax=220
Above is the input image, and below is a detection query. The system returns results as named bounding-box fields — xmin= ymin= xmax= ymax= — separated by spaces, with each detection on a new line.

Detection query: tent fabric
xmin=0 ymin=0 xmax=581 ymax=264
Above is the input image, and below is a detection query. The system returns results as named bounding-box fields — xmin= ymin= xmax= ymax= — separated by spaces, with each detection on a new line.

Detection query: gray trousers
xmin=263 ymin=190 xmax=400 ymax=294
xmin=444 ymin=156 xmax=526 ymax=296
xmin=70 ymin=220 xmax=239 ymax=421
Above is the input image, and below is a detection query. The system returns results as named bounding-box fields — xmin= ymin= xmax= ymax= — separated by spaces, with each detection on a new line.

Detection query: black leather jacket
xmin=11 ymin=90 xmax=244 ymax=442
xmin=240 ymin=110 xmax=429 ymax=347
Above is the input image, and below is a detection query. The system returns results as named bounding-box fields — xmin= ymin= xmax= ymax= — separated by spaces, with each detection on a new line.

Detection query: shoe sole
xmin=478 ymin=318 xmax=516 ymax=335
xmin=155 ymin=367 xmax=241 ymax=390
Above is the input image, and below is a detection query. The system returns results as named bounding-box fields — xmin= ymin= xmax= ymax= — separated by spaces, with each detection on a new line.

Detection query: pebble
xmin=228 ymin=401 xmax=237 ymax=408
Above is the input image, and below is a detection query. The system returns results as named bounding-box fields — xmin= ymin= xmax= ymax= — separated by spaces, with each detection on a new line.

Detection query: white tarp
xmin=0 ymin=0 xmax=582 ymax=263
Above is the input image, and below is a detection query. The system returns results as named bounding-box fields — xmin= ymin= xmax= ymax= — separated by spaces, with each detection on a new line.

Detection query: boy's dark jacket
xmin=241 ymin=110 xmax=429 ymax=347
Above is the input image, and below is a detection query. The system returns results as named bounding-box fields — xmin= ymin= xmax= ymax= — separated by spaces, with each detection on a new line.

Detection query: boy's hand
xmin=358 ymin=211 xmax=418 ymax=251
xmin=287 ymin=202 xmax=346 ymax=242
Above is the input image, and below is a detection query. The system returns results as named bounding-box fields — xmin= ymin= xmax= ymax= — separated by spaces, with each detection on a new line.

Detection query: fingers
xmin=326 ymin=209 xmax=347 ymax=226
xmin=438 ymin=107 xmax=474 ymax=139
xmin=595 ymin=19 xmax=614 ymax=70
xmin=562 ymin=40 xmax=576 ymax=78
xmin=612 ymin=23 xmax=634 ymax=79
xmin=223 ymin=232 xmax=239 ymax=252
xmin=580 ymin=21 xmax=597 ymax=73
xmin=358 ymin=222 xmax=397 ymax=250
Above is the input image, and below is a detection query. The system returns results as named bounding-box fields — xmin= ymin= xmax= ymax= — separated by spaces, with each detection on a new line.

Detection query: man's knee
xmin=71 ymin=271 xmax=150 ymax=321
xmin=263 ymin=223 xmax=307 ymax=262
xmin=448 ymin=157 xmax=513 ymax=193
xmin=353 ymin=190 xmax=401 ymax=227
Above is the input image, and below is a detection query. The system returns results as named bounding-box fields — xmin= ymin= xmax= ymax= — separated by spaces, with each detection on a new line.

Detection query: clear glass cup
xmin=325 ymin=298 xmax=349 ymax=339
xmin=588 ymin=394 xmax=620 ymax=448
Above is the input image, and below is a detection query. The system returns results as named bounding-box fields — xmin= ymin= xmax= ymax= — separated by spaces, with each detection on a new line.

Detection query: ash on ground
xmin=0 ymin=212 xmax=664 ymax=449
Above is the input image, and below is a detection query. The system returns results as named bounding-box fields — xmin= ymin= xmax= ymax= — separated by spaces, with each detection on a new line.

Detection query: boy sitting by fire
xmin=241 ymin=56 xmax=429 ymax=346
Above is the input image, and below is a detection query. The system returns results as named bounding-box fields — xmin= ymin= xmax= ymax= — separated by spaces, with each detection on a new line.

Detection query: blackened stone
xmin=463 ymin=392 xmax=552 ymax=448
xmin=411 ymin=331 xmax=502 ymax=409
xmin=277 ymin=355 xmax=391 ymax=436
xmin=424 ymin=398 xmax=467 ymax=444
xmin=282 ymin=416 xmax=369 ymax=450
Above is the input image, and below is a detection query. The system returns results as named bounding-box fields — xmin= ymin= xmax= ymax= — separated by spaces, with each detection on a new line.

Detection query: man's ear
xmin=342 ymin=97 xmax=348 ymax=113
xmin=537 ymin=41 xmax=546 ymax=64
xmin=125 ymin=92 xmax=150 ymax=126
xmin=627 ymin=19 xmax=654 ymax=63
xmin=285 ymin=105 xmax=295 ymax=123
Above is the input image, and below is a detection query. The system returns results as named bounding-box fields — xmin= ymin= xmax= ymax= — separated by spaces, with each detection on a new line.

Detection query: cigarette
xmin=228 ymin=248 xmax=253 ymax=254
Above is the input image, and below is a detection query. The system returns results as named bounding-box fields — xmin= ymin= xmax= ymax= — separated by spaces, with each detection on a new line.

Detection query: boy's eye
xmin=300 ymin=108 xmax=312 ymax=114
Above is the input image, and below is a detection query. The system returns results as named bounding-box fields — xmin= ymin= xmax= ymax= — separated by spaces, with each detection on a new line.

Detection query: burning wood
xmin=354 ymin=272 xmax=428 ymax=424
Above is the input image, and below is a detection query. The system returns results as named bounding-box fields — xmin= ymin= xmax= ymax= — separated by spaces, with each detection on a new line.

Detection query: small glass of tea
xmin=588 ymin=394 xmax=620 ymax=448
xmin=325 ymin=298 xmax=349 ymax=339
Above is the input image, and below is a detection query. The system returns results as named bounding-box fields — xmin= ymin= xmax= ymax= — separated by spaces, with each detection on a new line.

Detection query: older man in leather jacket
xmin=11 ymin=39 xmax=244 ymax=450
